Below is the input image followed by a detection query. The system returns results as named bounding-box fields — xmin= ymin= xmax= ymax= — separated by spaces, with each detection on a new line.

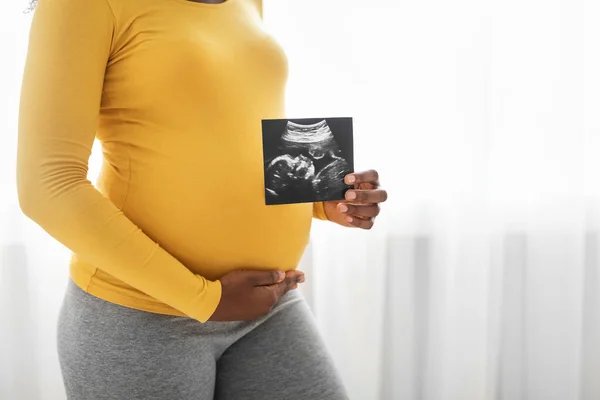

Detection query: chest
xmin=102 ymin=1 xmax=287 ymax=109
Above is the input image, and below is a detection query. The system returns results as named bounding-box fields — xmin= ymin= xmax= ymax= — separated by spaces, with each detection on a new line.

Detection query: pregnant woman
xmin=17 ymin=0 xmax=388 ymax=398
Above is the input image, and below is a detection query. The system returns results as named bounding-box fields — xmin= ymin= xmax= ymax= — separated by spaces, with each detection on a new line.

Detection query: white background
xmin=2 ymin=0 xmax=600 ymax=399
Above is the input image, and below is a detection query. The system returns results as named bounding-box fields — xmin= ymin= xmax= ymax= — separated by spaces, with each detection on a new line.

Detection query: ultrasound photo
xmin=262 ymin=117 xmax=354 ymax=205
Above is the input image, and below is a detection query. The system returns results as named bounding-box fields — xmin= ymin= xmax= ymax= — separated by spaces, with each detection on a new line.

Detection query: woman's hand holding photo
xmin=323 ymin=169 xmax=388 ymax=230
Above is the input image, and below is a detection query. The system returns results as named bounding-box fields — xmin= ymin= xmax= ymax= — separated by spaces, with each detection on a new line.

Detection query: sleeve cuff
xmin=312 ymin=202 xmax=329 ymax=221
xmin=190 ymin=277 xmax=223 ymax=323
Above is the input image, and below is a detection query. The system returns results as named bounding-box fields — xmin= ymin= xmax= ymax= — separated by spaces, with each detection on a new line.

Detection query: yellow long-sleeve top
xmin=18 ymin=0 xmax=329 ymax=322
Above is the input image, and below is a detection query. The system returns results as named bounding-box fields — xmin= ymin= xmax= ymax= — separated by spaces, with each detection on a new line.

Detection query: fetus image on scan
xmin=262 ymin=118 xmax=354 ymax=205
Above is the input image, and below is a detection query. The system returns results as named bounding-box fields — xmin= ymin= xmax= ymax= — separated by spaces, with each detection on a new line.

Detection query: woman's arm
xmin=17 ymin=0 xmax=221 ymax=323
xmin=313 ymin=202 xmax=330 ymax=220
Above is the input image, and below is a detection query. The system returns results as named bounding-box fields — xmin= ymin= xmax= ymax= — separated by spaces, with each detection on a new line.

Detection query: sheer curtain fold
xmin=2 ymin=0 xmax=600 ymax=399
xmin=272 ymin=1 xmax=600 ymax=399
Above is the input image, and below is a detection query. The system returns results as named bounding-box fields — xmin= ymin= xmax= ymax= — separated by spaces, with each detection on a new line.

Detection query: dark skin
xmin=211 ymin=170 xmax=388 ymax=321
xmin=180 ymin=0 xmax=390 ymax=324
xmin=91 ymin=0 xmax=389 ymax=322
xmin=25 ymin=0 xmax=388 ymax=322
xmin=324 ymin=169 xmax=387 ymax=229
xmin=210 ymin=269 xmax=305 ymax=321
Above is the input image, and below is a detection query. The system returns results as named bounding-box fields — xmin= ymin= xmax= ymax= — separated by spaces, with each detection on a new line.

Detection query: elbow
xmin=16 ymin=161 xmax=52 ymax=221
xmin=16 ymin=145 xmax=43 ymax=219
xmin=17 ymin=162 xmax=89 ymax=223
xmin=16 ymin=135 xmax=90 ymax=222
xmin=17 ymin=172 xmax=45 ymax=220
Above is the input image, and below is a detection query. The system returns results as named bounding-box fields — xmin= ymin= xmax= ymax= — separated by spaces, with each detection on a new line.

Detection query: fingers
xmin=344 ymin=170 xmax=387 ymax=205
xmin=279 ymin=271 xmax=304 ymax=292
xmin=247 ymin=270 xmax=286 ymax=286
xmin=338 ymin=203 xmax=378 ymax=229
xmin=275 ymin=271 xmax=305 ymax=291
xmin=285 ymin=270 xmax=305 ymax=286
xmin=338 ymin=203 xmax=380 ymax=219
xmin=345 ymin=170 xmax=379 ymax=186
xmin=269 ymin=276 xmax=297 ymax=298
xmin=269 ymin=280 xmax=288 ymax=299
xmin=345 ymin=189 xmax=388 ymax=204
xmin=265 ymin=270 xmax=305 ymax=303
xmin=345 ymin=215 xmax=375 ymax=229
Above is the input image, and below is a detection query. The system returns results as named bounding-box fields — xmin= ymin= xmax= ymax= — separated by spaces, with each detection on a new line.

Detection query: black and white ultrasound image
xmin=262 ymin=118 xmax=354 ymax=205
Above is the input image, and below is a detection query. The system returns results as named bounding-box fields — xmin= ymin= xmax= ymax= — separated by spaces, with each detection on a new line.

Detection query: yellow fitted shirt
xmin=18 ymin=0 xmax=329 ymax=322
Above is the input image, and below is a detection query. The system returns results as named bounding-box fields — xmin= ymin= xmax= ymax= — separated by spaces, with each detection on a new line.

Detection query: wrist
xmin=312 ymin=202 xmax=330 ymax=221
xmin=191 ymin=276 xmax=222 ymax=323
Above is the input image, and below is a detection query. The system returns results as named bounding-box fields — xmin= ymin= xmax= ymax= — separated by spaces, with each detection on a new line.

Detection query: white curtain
xmin=2 ymin=0 xmax=599 ymax=399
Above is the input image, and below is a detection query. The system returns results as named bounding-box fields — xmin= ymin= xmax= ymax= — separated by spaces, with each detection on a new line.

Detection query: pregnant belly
xmin=120 ymin=171 xmax=314 ymax=280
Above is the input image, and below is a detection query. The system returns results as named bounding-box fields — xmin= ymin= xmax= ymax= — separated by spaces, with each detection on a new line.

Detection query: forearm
xmin=17 ymin=170 xmax=221 ymax=322
xmin=17 ymin=0 xmax=220 ymax=322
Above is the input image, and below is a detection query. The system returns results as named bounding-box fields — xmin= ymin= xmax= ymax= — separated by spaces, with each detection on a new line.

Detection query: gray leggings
xmin=57 ymin=280 xmax=348 ymax=400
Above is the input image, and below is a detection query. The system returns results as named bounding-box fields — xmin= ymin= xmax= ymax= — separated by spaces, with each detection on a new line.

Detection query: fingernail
xmin=339 ymin=204 xmax=348 ymax=213
xmin=277 ymin=271 xmax=285 ymax=281
xmin=347 ymin=216 xmax=353 ymax=223
xmin=346 ymin=191 xmax=357 ymax=200
xmin=297 ymin=275 xmax=305 ymax=283
xmin=346 ymin=175 xmax=356 ymax=184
